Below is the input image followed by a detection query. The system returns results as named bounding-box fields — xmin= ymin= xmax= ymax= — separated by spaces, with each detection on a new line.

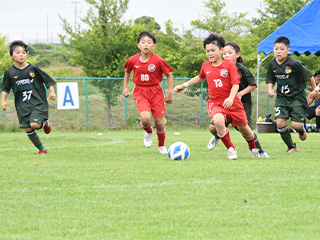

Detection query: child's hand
xmin=2 ymin=101 xmax=7 ymax=110
xmin=223 ymin=98 xmax=233 ymax=109
xmin=310 ymin=89 xmax=320 ymax=101
xmin=48 ymin=92 xmax=56 ymax=100
xmin=174 ymin=85 xmax=185 ymax=93
xmin=164 ymin=92 xmax=172 ymax=104
xmin=122 ymin=89 xmax=129 ymax=97
xmin=268 ymin=90 xmax=275 ymax=98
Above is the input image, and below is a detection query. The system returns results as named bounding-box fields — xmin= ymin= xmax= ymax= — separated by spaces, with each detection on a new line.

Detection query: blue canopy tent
xmin=256 ymin=0 xmax=320 ymax=120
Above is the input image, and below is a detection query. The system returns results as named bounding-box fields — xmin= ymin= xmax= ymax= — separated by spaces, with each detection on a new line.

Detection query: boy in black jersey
xmin=266 ymin=36 xmax=319 ymax=153
xmin=1 ymin=41 xmax=56 ymax=154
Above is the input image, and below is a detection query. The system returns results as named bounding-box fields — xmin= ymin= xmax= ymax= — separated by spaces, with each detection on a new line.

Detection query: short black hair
xmin=137 ymin=31 xmax=156 ymax=43
xmin=225 ymin=41 xmax=244 ymax=63
xmin=203 ymin=33 xmax=225 ymax=49
xmin=274 ymin=36 xmax=290 ymax=48
xmin=9 ymin=40 xmax=28 ymax=56
xmin=314 ymin=70 xmax=320 ymax=77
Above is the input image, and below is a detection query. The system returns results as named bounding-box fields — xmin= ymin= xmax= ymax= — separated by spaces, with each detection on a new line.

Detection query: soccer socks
xmin=157 ymin=126 xmax=166 ymax=147
xmin=316 ymin=116 xmax=320 ymax=130
xmin=243 ymin=135 xmax=257 ymax=151
xmin=210 ymin=130 xmax=219 ymax=139
xmin=218 ymin=128 xmax=235 ymax=150
xmin=277 ymin=126 xmax=295 ymax=148
xmin=26 ymin=130 xmax=46 ymax=150
xmin=141 ymin=121 xmax=153 ymax=133
xmin=253 ymin=132 xmax=264 ymax=153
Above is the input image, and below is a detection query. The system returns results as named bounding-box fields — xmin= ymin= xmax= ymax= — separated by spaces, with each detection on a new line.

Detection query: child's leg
xmin=315 ymin=106 xmax=320 ymax=129
xmin=154 ymin=117 xmax=165 ymax=147
xmin=213 ymin=114 xmax=234 ymax=149
xmin=276 ymin=118 xmax=296 ymax=149
xmin=140 ymin=111 xmax=153 ymax=133
xmin=291 ymin=121 xmax=307 ymax=141
xmin=140 ymin=111 xmax=153 ymax=147
xmin=25 ymin=126 xmax=46 ymax=152
xmin=237 ymin=124 xmax=257 ymax=150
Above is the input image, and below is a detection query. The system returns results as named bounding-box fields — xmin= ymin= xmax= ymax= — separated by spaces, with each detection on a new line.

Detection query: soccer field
xmin=1 ymin=129 xmax=320 ymax=239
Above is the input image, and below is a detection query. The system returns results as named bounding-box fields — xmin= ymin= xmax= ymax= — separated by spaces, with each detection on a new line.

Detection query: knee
xmin=209 ymin=124 xmax=216 ymax=133
xmin=30 ymin=122 xmax=41 ymax=129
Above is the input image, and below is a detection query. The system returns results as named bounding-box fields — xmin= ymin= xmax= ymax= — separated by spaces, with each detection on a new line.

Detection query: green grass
xmin=1 ymin=129 xmax=320 ymax=239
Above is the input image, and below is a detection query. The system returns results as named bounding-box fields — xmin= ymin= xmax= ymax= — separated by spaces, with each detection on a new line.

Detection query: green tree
xmin=191 ymin=0 xmax=250 ymax=40
xmin=0 ymin=35 xmax=12 ymax=76
xmin=134 ymin=16 xmax=161 ymax=31
xmin=60 ymin=0 xmax=133 ymax=126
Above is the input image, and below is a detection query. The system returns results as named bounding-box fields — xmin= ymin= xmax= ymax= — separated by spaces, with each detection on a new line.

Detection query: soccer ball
xmin=305 ymin=123 xmax=316 ymax=132
xmin=168 ymin=142 xmax=190 ymax=160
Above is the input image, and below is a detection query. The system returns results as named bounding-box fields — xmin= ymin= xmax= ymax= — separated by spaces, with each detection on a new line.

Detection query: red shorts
xmin=133 ymin=85 xmax=166 ymax=118
xmin=208 ymin=97 xmax=248 ymax=127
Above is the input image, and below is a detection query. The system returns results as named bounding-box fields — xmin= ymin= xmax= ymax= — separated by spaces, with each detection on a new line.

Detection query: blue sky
xmin=0 ymin=0 xmax=262 ymax=43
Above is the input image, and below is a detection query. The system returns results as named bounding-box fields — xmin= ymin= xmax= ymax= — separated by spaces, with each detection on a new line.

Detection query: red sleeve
xmin=199 ymin=63 xmax=206 ymax=79
xmin=228 ymin=61 xmax=241 ymax=85
xmin=124 ymin=57 xmax=134 ymax=73
xmin=159 ymin=57 xmax=173 ymax=75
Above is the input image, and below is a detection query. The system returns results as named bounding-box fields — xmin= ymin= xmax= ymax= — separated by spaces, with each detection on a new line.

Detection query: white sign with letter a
xmin=57 ymin=82 xmax=79 ymax=110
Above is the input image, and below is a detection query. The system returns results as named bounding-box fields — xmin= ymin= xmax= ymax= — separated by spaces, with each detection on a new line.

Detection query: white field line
xmin=0 ymin=138 xmax=124 ymax=152
xmin=2 ymin=176 xmax=320 ymax=193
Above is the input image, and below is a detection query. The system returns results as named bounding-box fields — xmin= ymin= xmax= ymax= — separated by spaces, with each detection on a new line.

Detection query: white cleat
xmin=228 ymin=147 xmax=237 ymax=160
xmin=250 ymin=148 xmax=260 ymax=158
xmin=144 ymin=131 xmax=153 ymax=147
xmin=259 ymin=151 xmax=269 ymax=158
xmin=208 ymin=136 xmax=220 ymax=150
xmin=158 ymin=146 xmax=168 ymax=154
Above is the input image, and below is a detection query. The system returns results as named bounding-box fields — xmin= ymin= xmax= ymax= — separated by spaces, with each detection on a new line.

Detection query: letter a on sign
xmin=57 ymin=82 xmax=79 ymax=109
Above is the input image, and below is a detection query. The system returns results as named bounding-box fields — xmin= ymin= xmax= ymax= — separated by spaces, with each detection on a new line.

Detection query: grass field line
xmin=3 ymin=175 xmax=318 ymax=193
xmin=0 ymin=138 xmax=125 ymax=152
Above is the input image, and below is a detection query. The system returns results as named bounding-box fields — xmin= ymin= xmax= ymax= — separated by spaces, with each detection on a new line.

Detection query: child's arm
xmin=223 ymin=84 xmax=239 ymax=109
xmin=268 ymin=83 xmax=275 ymax=98
xmin=1 ymin=91 xmax=8 ymax=110
xmin=237 ymin=85 xmax=256 ymax=99
xmin=310 ymin=76 xmax=320 ymax=100
xmin=164 ymin=72 xmax=173 ymax=104
xmin=48 ymin=86 xmax=56 ymax=100
xmin=174 ymin=76 xmax=204 ymax=93
xmin=122 ymin=71 xmax=131 ymax=98
xmin=307 ymin=92 xmax=314 ymax=106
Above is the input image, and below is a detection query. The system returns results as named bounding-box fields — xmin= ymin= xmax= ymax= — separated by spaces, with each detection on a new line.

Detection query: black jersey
xmin=2 ymin=63 xmax=56 ymax=124
xmin=266 ymin=56 xmax=313 ymax=98
xmin=236 ymin=62 xmax=256 ymax=105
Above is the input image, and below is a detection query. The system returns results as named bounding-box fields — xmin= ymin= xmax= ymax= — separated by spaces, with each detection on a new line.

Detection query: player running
xmin=2 ymin=40 xmax=56 ymax=154
xmin=175 ymin=33 xmax=259 ymax=160
xmin=123 ymin=31 xmax=173 ymax=154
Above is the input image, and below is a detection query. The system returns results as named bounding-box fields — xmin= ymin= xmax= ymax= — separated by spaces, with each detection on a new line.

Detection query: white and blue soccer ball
xmin=305 ymin=123 xmax=316 ymax=132
xmin=168 ymin=142 xmax=190 ymax=160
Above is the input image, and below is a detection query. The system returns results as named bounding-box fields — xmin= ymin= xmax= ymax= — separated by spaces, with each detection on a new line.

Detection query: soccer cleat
xmin=208 ymin=136 xmax=220 ymax=150
xmin=43 ymin=120 xmax=51 ymax=134
xmin=299 ymin=127 xmax=307 ymax=141
xmin=259 ymin=151 xmax=270 ymax=158
xmin=144 ymin=131 xmax=153 ymax=147
xmin=250 ymin=148 xmax=260 ymax=158
xmin=228 ymin=147 xmax=237 ymax=160
xmin=158 ymin=146 xmax=168 ymax=154
xmin=38 ymin=149 xmax=47 ymax=155
xmin=287 ymin=143 xmax=297 ymax=153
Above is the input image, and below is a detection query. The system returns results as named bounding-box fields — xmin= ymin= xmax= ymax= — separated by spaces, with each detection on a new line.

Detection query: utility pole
xmin=71 ymin=1 xmax=79 ymax=31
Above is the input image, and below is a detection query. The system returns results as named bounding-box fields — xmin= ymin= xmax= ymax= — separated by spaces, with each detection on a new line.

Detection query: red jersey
xmin=124 ymin=52 xmax=173 ymax=86
xmin=199 ymin=58 xmax=240 ymax=102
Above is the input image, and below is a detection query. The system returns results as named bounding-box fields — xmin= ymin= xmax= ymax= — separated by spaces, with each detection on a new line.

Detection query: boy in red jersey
xmin=175 ymin=33 xmax=259 ymax=160
xmin=123 ymin=31 xmax=173 ymax=154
